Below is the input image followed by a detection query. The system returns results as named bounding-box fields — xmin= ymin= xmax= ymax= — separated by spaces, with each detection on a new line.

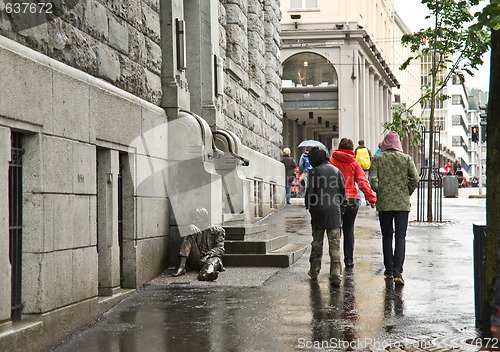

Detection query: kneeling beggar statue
xmin=172 ymin=207 xmax=225 ymax=281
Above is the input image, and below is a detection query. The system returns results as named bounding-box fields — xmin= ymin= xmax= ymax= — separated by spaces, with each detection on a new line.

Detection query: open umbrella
xmin=298 ymin=140 xmax=326 ymax=149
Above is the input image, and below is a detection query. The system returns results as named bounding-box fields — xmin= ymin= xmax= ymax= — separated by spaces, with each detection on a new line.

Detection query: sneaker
xmin=308 ymin=270 xmax=318 ymax=281
xmin=394 ymin=271 xmax=405 ymax=285
xmin=384 ymin=269 xmax=393 ymax=279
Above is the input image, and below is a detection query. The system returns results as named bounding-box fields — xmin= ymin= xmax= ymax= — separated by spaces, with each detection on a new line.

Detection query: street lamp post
xmin=478 ymin=133 xmax=483 ymax=196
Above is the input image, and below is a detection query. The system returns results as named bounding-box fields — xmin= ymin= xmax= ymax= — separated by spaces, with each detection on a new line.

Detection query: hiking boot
xmin=171 ymin=267 xmax=186 ymax=277
xmin=394 ymin=271 xmax=405 ymax=285
xmin=308 ymin=270 xmax=318 ymax=281
xmin=199 ymin=270 xmax=219 ymax=281
xmin=384 ymin=269 xmax=393 ymax=279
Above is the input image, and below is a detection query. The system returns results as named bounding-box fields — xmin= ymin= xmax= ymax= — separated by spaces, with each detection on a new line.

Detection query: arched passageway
xmin=281 ymin=52 xmax=339 ymax=157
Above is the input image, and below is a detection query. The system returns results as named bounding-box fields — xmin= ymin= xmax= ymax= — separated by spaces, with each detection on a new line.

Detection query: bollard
xmin=443 ymin=175 xmax=458 ymax=198
xmin=474 ymin=224 xmax=487 ymax=326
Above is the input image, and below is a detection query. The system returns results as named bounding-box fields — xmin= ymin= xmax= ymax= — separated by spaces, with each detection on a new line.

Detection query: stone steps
xmin=223 ymin=223 xmax=267 ymax=240
xmin=223 ymin=243 xmax=308 ymax=267
xmin=222 ymin=223 xmax=307 ymax=267
xmin=222 ymin=213 xmax=245 ymax=225
xmin=225 ymin=234 xmax=289 ymax=254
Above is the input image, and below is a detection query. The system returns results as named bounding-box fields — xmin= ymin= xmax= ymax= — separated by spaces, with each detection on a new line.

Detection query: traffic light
xmin=480 ymin=112 xmax=487 ymax=142
xmin=471 ymin=125 xmax=479 ymax=143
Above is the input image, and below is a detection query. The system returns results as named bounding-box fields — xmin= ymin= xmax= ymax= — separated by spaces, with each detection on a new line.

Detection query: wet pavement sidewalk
xmin=50 ymin=187 xmax=487 ymax=352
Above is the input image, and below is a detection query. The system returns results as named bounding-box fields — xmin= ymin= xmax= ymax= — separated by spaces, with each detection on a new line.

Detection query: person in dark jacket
xmin=305 ymin=146 xmax=347 ymax=287
xmin=281 ymin=148 xmax=297 ymax=204
xmin=330 ymin=138 xmax=376 ymax=268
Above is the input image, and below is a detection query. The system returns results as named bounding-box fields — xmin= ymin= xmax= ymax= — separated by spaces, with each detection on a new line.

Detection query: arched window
xmin=282 ymin=53 xmax=337 ymax=88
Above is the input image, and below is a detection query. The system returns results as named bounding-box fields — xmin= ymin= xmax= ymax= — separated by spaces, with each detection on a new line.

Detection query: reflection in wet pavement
xmin=51 ymin=194 xmax=486 ymax=351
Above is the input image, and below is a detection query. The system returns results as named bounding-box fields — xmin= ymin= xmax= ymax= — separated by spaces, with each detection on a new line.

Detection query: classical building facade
xmin=420 ymin=55 xmax=474 ymax=179
xmin=280 ymin=0 xmax=399 ymax=156
xmin=0 ymin=1 xmax=285 ymax=350
xmin=391 ymin=11 xmax=422 ymax=167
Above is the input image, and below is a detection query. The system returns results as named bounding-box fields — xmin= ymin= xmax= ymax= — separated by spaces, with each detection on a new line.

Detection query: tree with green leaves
xmin=383 ymin=105 xmax=422 ymax=148
xmin=399 ymin=0 xmax=490 ymax=222
xmin=471 ymin=0 xmax=500 ymax=333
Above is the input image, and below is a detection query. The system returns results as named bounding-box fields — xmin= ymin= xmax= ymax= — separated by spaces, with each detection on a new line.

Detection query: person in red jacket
xmin=330 ymin=138 xmax=376 ymax=267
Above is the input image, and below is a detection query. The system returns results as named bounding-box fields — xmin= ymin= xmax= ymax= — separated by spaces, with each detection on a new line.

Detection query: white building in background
xmin=419 ymin=63 xmax=482 ymax=180
xmin=392 ymin=12 xmax=421 ymax=119
xmin=279 ymin=0 xmax=423 ymax=164
xmin=467 ymin=91 xmax=487 ymax=184
xmin=280 ymin=0 xmax=399 ymax=156
xmin=448 ymin=78 xmax=471 ymax=177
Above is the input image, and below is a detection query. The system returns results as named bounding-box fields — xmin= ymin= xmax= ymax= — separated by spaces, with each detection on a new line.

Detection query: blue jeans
xmin=286 ymin=178 xmax=293 ymax=203
xmin=378 ymin=211 xmax=409 ymax=274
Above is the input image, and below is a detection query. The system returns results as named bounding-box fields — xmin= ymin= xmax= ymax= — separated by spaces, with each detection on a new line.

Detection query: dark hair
xmin=358 ymin=140 xmax=365 ymax=146
xmin=338 ymin=138 xmax=354 ymax=151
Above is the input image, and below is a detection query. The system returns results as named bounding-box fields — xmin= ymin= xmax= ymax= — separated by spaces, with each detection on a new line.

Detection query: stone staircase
xmin=222 ymin=218 xmax=308 ymax=267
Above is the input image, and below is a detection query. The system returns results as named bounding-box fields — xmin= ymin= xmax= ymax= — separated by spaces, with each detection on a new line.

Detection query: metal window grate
xmin=9 ymin=132 xmax=23 ymax=321
xmin=118 ymin=155 xmax=124 ymax=287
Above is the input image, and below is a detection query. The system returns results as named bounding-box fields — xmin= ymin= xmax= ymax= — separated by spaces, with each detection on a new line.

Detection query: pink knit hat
xmin=380 ymin=131 xmax=403 ymax=152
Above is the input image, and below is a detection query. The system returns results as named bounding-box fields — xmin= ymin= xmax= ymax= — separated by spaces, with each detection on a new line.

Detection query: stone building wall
xmin=0 ymin=1 xmax=286 ymax=349
xmin=0 ymin=0 xmax=283 ymax=157
xmin=219 ymin=0 xmax=283 ymax=159
xmin=0 ymin=0 xmax=162 ymax=105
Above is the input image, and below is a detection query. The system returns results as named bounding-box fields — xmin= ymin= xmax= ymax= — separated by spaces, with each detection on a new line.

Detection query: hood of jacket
xmin=331 ymin=149 xmax=356 ymax=163
xmin=308 ymin=147 xmax=329 ymax=167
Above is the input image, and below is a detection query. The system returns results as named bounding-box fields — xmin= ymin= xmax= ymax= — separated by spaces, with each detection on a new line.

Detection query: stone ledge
xmin=226 ymin=58 xmax=249 ymax=86
xmin=0 ymin=319 xmax=42 ymax=338
xmin=249 ymin=81 xmax=265 ymax=98
xmin=265 ymin=96 xmax=281 ymax=113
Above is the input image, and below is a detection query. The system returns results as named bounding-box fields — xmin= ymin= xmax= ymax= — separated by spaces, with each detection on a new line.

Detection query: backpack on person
xmin=303 ymin=153 xmax=312 ymax=171
xmin=356 ymin=147 xmax=371 ymax=170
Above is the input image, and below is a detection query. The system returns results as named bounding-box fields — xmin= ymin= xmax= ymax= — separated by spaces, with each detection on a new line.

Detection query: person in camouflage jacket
xmin=369 ymin=131 xmax=419 ymax=285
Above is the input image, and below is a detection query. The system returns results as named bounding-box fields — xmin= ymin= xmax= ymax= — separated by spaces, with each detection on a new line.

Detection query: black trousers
xmin=342 ymin=198 xmax=360 ymax=266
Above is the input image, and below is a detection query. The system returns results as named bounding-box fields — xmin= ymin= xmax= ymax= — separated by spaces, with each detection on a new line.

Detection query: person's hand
xmin=189 ymin=224 xmax=201 ymax=233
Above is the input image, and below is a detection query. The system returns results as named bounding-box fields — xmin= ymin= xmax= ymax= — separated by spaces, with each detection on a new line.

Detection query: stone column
xmin=361 ymin=63 xmax=370 ymax=140
xmin=356 ymin=55 xmax=365 ymax=143
xmin=372 ymin=74 xmax=380 ymax=148
xmin=382 ymin=85 xmax=391 ymax=150
xmin=160 ymin=0 xmax=190 ymax=113
xmin=368 ymin=69 xmax=375 ymax=143
xmin=185 ymin=0 xmax=222 ymax=127
xmin=378 ymin=80 xmax=384 ymax=148
xmin=0 ymin=127 xmax=11 ymax=322
xmin=339 ymin=48 xmax=357 ymax=140
xmin=97 ymin=149 xmax=120 ymax=296
xmin=352 ymin=50 xmax=360 ymax=142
